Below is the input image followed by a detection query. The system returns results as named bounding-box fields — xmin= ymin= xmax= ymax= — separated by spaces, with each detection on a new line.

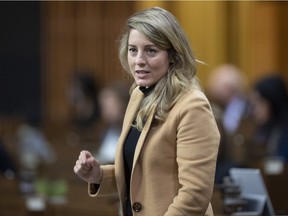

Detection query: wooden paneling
xmin=218 ymin=1 xmax=286 ymax=85
xmin=41 ymin=1 xmax=133 ymax=122
xmin=237 ymin=1 xmax=281 ymax=82
xmin=171 ymin=1 xmax=229 ymax=85
xmin=279 ymin=2 xmax=288 ymax=81
xmin=41 ymin=1 xmax=288 ymax=123
xmin=42 ymin=1 xmax=75 ymax=122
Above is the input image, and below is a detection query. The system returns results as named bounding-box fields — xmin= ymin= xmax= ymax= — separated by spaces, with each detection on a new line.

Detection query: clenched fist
xmin=74 ymin=150 xmax=103 ymax=184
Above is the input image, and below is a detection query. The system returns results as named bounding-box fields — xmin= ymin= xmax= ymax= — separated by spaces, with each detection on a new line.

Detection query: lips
xmin=135 ymin=70 xmax=150 ymax=78
xmin=136 ymin=70 xmax=149 ymax=74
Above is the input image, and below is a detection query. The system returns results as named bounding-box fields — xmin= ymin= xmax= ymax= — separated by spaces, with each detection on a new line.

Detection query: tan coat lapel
xmin=132 ymin=104 xmax=156 ymax=170
xmin=114 ymin=87 xmax=144 ymax=204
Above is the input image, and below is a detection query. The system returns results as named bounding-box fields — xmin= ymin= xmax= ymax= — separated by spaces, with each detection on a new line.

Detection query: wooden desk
xmin=0 ymin=177 xmax=26 ymax=216
xmin=264 ymin=170 xmax=288 ymax=215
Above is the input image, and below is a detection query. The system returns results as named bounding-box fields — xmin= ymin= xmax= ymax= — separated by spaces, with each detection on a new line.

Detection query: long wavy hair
xmin=118 ymin=7 xmax=200 ymax=130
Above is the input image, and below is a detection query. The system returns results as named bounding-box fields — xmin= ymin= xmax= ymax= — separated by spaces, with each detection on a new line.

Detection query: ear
xmin=169 ymin=55 xmax=177 ymax=67
xmin=168 ymin=49 xmax=175 ymax=65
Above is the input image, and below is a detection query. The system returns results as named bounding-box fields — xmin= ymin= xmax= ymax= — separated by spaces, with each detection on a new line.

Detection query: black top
xmin=123 ymin=85 xmax=154 ymax=216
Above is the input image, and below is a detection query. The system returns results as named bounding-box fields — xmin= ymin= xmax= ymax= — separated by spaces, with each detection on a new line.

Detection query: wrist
xmin=94 ymin=167 xmax=103 ymax=184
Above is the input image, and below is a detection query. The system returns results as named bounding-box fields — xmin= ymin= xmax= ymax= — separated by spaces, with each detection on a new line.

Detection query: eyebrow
xmin=128 ymin=44 xmax=157 ymax=47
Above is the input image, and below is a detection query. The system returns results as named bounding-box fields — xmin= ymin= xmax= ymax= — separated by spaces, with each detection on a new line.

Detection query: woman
xmin=74 ymin=7 xmax=220 ymax=216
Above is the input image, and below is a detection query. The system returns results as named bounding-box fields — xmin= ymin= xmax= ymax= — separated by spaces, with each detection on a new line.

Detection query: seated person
xmin=249 ymin=74 xmax=288 ymax=164
xmin=0 ymin=138 xmax=17 ymax=179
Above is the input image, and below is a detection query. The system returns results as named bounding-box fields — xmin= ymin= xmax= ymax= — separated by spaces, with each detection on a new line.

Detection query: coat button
xmin=132 ymin=202 xmax=143 ymax=212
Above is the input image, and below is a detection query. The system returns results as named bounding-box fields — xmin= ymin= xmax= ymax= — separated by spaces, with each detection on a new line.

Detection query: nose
xmin=135 ymin=51 xmax=146 ymax=65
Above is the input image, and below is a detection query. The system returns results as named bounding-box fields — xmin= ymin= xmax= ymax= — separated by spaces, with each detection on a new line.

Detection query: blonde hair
xmin=118 ymin=7 xmax=199 ymax=130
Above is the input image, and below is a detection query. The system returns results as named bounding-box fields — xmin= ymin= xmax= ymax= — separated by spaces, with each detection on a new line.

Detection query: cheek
xmin=127 ymin=56 xmax=133 ymax=68
xmin=260 ymin=104 xmax=271 ymax=121
xmin=253 ymin=103 xmax=270 ymax=124
xmin=152 ymin=59 xmax=169 ymax=76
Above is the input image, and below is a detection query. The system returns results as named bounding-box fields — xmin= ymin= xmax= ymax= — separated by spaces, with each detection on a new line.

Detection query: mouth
xmin=135 ymin=70 xmax=150 ymax=78
xmin=136 ymin=70 xmax=150 ymax=74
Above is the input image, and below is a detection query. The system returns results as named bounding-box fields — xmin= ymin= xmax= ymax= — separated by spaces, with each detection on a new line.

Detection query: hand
xmin=74 ymin=150 xmax=103 ymax=184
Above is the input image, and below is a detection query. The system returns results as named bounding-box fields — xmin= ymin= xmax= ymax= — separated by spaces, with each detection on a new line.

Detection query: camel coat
xmin=89 ymin=86 xmax=220 ymax=216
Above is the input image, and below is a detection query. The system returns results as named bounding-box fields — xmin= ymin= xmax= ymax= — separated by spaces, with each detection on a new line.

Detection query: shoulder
xmin=170 ymin=88 xmax=215 ymax=123
xmin=178 ymin=88 xmax=210 ymax=108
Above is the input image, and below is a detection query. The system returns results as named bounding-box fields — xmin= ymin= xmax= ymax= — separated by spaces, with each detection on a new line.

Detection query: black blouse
xmin=123 ymin=85 xmax=154 ymax=216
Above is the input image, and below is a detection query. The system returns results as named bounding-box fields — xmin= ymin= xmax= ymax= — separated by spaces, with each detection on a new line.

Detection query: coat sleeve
xmin=88 ymin=164 xmax=118 ymax=197
xmin=165 ymin=90 xmax=220 ymax=216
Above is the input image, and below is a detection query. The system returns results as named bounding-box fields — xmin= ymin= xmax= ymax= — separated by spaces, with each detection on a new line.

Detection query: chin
xmin=136 ymin=80 xmax=157 ymax=87
xmin=136 ymin=81 xmax=150 ymax=87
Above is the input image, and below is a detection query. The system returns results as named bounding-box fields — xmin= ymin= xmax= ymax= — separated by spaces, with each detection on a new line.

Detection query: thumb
xmin=86 ymin=156 xmax=98 ymax=168
xmin=80 ymin=150 xmax=92 ymax=162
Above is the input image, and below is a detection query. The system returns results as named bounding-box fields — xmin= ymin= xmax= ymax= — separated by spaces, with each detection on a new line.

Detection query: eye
xmin=128 ymin=47 xmax=137 ymax=53
xmin=147 ymin=48 xmax=157 ymax=54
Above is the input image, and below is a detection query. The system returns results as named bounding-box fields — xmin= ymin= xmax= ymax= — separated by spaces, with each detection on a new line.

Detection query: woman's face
xmin=250 ymin=90 xmax=271 ymax=125
xmin=99 ymin=89 xmax=124 ymax=124
xmin=127 ymin=29 xmax=170 ymax=87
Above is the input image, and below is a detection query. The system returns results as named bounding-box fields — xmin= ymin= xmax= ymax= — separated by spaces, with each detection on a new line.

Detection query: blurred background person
xmin=206 ymin=64 xmax=252 ymax=183
xmin=207 ymin=64 xmax=248 ymax=135
xmin=66 ymin=71 xmax=101 ymax=146
xmin=0 ymin=137 xmax=17 ymax=179
xmin=16 ymin=117 xmax=56 ymax=177
xmin=94 ymin=82 xmax=130 ymax=165
xmin=248 ymin=74 xmax=288 ymax=165
xmin=68 ymin=72 xmax=100 ymax=129
xmin=15 ymin=116 xmax=56 ymax=194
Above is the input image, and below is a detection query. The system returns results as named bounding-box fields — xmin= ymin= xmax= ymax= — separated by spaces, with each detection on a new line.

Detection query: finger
xmin=74 ymin=162 xmax=90 ymax=175
xmin=79 ymin=150 xmax=93 ymax=164
xmin=74 ymin=164 xmax=80 ymax=174
xmin=74 ymin=163 xmax=82 ymax=174
xmin=76 ymin=159 xmax=91 ymax=171
xmin=86 ymin=157 xmax=97 ymax=167
xmin=78 ymin=154 xmax=86 ymax=164
xmin=81 ymin=150 xmax=92 ymax=159
xmin=74 ymin=160 xmax=83 ymax=171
